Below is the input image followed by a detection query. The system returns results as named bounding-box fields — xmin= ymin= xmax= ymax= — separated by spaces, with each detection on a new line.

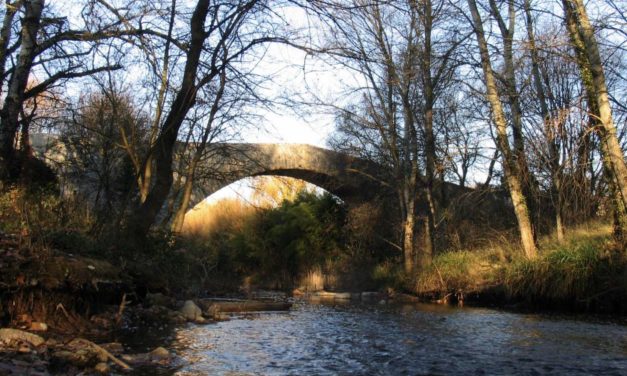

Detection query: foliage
xmin=244 ymin=191 xmax=346 ymax=287
xmin=179 ymin=190 xmax=349 ymax=290
xmin=0 ymin=186 xmax=93 ymax=245
xmin=371 ymin=261 xmax=405 ymax=291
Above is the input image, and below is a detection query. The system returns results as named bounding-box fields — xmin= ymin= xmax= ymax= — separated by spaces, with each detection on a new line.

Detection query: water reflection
xmin=171 ymin=300 xmax=627 ymax=375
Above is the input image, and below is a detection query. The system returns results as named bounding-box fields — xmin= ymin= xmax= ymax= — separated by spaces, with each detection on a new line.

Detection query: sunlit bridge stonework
xmin=30 ymin=134 xmax=388 ymax=208
xmin=184 ymin=143 xmax=387 ymax=208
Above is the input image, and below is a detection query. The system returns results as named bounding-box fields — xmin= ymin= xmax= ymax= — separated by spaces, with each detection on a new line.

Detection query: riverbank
xmin=412 ymin=222 xmax=627 ymax=313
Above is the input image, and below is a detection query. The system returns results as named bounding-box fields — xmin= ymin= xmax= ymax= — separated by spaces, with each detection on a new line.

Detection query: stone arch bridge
xmin=30 ymin=134 xmax=391 ymax=209
xmin=179 ymin=143 xmax=389 ymax=209
xmin=31 ymin=133 xmax=508 ymax=242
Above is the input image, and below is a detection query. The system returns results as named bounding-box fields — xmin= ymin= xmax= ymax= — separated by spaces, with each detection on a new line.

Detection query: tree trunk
xmin=524 ymin=0 xmax=565 ymax=240
xmin=0 ymin=0 xmax=45 ymax=182
xmin=489 ymin=0 xmax=539 ymax=241
xmin=468 ymin=0 xmax=537 ymax=258
xmin=138 ymin=0 xmax=177 ymax=204
xmin=0 ymin=1 xmax=22 ymax=96
xmin=127 ymin=0 xmax=210 ymax=238
xmin=403 ymin=200 xmax=416 ymax=275
xmin=562 ymin=0 xmax=627 ymax=246
xmin=170 ymin=165 xmax=196 ymax=233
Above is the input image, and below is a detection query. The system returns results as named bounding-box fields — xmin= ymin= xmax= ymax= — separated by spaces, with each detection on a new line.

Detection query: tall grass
xmin=181 ymin=198 xmax=258 ymax=238
xmin=413 ymin=222 xmax=626 ymax=309
xmin=504 ymin=224 xmax=624 ymax=305
xmin=414 ymin=248 xmax=504 ymax=294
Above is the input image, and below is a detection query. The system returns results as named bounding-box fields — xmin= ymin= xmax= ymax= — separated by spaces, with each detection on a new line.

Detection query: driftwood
xmin=68 ymin=338 xmax=131 ymax=370
xmin=312 ymin=291 xmax=352 ymax=299
xmin=198 ymin=300 xmax=292 ymax=314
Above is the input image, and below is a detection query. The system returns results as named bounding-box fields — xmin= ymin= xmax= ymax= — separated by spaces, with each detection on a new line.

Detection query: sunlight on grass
xmin=414 ymin=221 xmax=625 ymax=305
xmin=182 ymin=198 xmax=257 ymax=238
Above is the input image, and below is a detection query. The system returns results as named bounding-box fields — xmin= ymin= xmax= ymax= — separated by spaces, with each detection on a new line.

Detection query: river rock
xmin=167 ymin=310 xmax=187 ymax=324
xmin=0 ymin=328 xmax=45 ymax=347
xmin=52 ymin=349 xmax=99 ymax=367
xmin=149 ymin=347 xmax=170 ymax=360
xmin=94 ymin=362 xmax=110 ymax=374
xmin=180 ymin=300 xmax=203 ymax=322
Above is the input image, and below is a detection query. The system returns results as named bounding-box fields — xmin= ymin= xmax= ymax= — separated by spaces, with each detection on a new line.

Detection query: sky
xmin=201 ymin=6 xmax=352 ymax=204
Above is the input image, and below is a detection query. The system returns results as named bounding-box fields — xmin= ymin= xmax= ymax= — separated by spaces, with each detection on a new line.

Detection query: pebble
xmin=94 ymin=362 xmax=109 ymax=374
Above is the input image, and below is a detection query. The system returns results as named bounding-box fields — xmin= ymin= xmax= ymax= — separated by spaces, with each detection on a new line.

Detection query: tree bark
xmin=403 ymin=194 xmax=416 ymax=274
xmin=139 ymin=0 xmax=177 ymax=204
xmin=419 ymin=0 xmax=437 ymax=261
xmin=468 ymin=0 xmax=537 ymax=258
xmin=489 ymin=0 xmax=539 ymax=241
xmin=562 ymin=0 xmax=627 ymax=246
xmin=524 ymin=0 xmax=565 ymax=241
xmin=0 ymin=0 xmax=44 ymax=182
xmin=0 ymin=1 xmax=22 ymax=95
xmin=128 ymin=0 xmax=210 ymax=237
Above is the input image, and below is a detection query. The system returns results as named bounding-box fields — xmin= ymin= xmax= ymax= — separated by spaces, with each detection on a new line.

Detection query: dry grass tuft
xmin=181 ymin=198 xmax=257 ymax=238
xmin=414 ymin=221 xmax=623 ymax=305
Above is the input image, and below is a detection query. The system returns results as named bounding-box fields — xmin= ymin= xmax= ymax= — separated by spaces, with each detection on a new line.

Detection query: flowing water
xmin=145 ymin=300 xmax=627 ymax=375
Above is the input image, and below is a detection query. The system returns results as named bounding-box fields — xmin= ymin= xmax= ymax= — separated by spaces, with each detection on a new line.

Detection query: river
xmin=133 ymin=299 xmax=627 ymax=375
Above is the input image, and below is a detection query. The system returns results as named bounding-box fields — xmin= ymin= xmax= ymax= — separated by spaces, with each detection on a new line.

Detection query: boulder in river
xmin=180 ymin=300 xmax=204 ymax=322
xmin=149 ymin=346 xmax=170 ymax=360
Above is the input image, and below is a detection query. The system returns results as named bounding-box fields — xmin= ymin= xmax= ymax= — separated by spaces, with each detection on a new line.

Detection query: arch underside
xmin=187 ymin=142 xmax=388 ymax=208
xmin=191 ymin=168 xmax=375 ymax=209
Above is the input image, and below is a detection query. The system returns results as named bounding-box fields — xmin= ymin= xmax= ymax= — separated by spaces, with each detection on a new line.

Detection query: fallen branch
xmin=69 ymin=338 xmax=131 ymax=370
xmin=115 ymin=293 xmax=129 ymax=326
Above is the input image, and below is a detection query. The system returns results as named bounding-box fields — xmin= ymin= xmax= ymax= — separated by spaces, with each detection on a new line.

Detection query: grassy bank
xmin=413 ymin=223 xmax=627 ymax=312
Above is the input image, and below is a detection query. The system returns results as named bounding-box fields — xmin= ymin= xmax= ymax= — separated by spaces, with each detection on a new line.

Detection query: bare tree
xmin=0 ymin=0 xmax=136 ymax=183
xmin=561 ymin=0 xmax=627 ymax=246
xmin=127 ymin=0 xmax=282 ymax=238
xmin=467 ymin=0 xmax=537 ymax=258
xmin=318 ymin=0 xmax=467 ymax=272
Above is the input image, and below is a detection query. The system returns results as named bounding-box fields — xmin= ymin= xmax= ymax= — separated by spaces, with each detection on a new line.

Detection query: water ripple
xmin=172 ymin=301 xmax=627 ymax=375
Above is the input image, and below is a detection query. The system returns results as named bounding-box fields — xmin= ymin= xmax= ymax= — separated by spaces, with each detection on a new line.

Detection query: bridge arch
xmin=187 ymin=143 xmax=384 ymax=209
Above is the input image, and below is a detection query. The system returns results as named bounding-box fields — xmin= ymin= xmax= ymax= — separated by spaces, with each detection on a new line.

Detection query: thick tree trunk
xmin=0 ymin=0 xmax=44 ymax=182
xmin=139 ymin=0 xmax=177 ymax=204
xmin=489 ymin=0 xmax=539 ymax=241
xmin=0 ymin=1 xmax=22 ymax=95
xmin=468 ymin=0 xmax=537 ymax=258
xmin=403 ymin=201 xmax=416 ymax=275
xmin=128 ymin=0 xmax=210 ymax=238
xmin=420 ymin=0 xmax=437 ymax=260
xmin=562 ymin=0 xmax=627 ymax=246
